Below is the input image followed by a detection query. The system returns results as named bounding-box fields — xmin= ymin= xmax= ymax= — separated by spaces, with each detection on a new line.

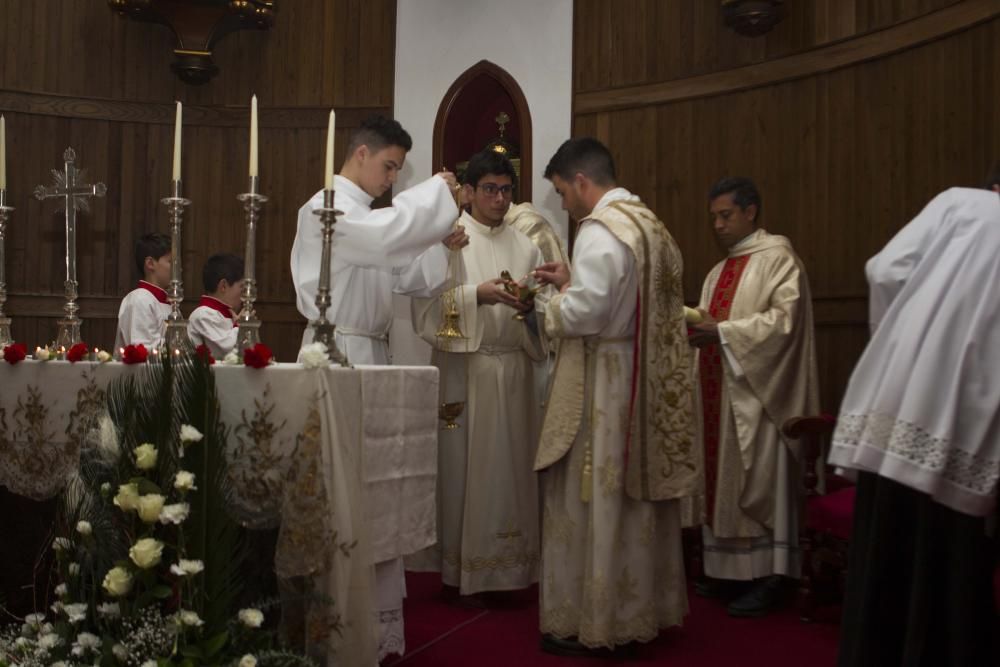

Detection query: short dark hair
xmin=202 ymin=253 xmax=244 ymax=294
xmin=462 ymin=149 xmax=517 ymax=188
xmin=984 ymin=161 xmax=1000 ymax=189
xmin=543 ymin=137 xmax=616 ymax=186
xmin=134 ymin=232 xmax=171 ymax=277
xmin=346 ymin=114 xmax=412 ymax=156
xmin=708 ymin=176 xmax=762 ymax=219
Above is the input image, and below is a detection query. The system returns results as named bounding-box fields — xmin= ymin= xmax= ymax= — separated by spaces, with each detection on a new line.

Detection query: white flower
xmin=97 ymin=602 xmax=120 ymax=618
xmin=237 ymin=608 xmax=264 ymax=628
xmin=298 ymin=342 xmax=330 ymax=369
xmin=239 ymin=654 xmax=257 ymax=667
xmin=36 ymin=347 xmax=52 ymax=361
xmin=112 ymin=643 xmax=129 ymax=661
xmin=97 ymin=349 xmax=112 ymax=363
xmin=134 ymin=443 xmax=158 ymax=470
xmin=40 ymin=622 xmax=53 ymax=634
xmin=174 ymin=470 xmax=197 ymax=492
xmin=64 ymin=602 xmax=88 ymax=624
xmin=25 ymin=612 xmax=45 ymax=625
xmin=52 ymin=537 xmax=73 ymax=552
xmin=158 ymin=502 xmax=190 ymax=525
xmin=75 ymin=520 xmax=92 ymax=536
xmin=102 ymin=567 xmax=133 ymax=597
xmin=169 ymin=559 xmax=205 ymax=577
xmin=71 ymin=631 xmax=101 ymax=657
xmin=14 ymin=636 xmax=29 ymax=648
xmin=222 ymin=350 xmax=241 ymax=365
xmin=68 ymin=563 xmax=80 ymax=577
xmin=51 ymin=662 xmax=68 ymax=667
xmin=54 ymin=583 xmax=68 ymax=597
xmin=50 ymin=601 xmax=63 ymax=615
xmin=101 ymin=482 xmax=112 ymax=495
xmin=179 ymin=424 xmax=203 ymax=444
xmin=95 ymin=414 xmax=120 ymax=464
xmin=129 ymin=538 xmax=164 ymax=569
xmin=178 ymin=610 xmax=204 ymax=627
xmin=113 ymin=483 xmax=140 ymax=512
xmin=140 ymin=662 xmax=157 ymax=667
xmin=38 ymin=633 xmax=62 ymax=650
xmin=136 ymin=494 xmax=166 ymax=524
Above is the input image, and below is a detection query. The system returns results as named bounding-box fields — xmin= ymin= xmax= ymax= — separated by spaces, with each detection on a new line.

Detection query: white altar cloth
xmin=0 ymin=360 xmax=439 ymax=667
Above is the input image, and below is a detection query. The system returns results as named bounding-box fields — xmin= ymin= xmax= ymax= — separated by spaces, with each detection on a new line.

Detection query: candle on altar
xmin=0 ymin=115 xmax=6 ymax=190
xmin=249 ymin=95 xmax=259 ymax=178
xmin=324 ymin=110 xmax=335 ymax=190
xmin=171 ymin=102 xmax=182 ymax=182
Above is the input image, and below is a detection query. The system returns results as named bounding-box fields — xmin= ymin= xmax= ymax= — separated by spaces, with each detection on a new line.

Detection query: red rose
xmin=122 ymin=344 xmax=149 ymax=365
xmin=195 ymin=344 xmax=216 ymax=365
xmin=243 ymin=343 xmax=273 ymax=369
xmin=3 ymin=342 xmax=27 ymax=365
xmin=66 ymin=342 xmax=89 ymax=363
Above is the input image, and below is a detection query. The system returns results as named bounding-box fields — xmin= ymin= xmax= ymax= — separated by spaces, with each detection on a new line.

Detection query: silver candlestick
xmin=235 ymin=175 xmax=267 ymax=353
xmin=0 ymin=189 xmax=13 ymax=347
xmin=161 ymin=180 xmax=193 ymax=354
xmin=33 ymin=147 xmax=106 ymax=348
xmin=310 ymin=188 xmax=348 ymax=366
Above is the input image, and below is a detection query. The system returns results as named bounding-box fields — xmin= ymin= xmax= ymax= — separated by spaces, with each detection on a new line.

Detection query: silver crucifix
xmin=34 ymin=147 xmax=107 ymax=349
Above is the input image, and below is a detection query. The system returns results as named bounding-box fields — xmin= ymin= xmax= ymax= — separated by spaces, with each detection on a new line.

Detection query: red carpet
xmin=384 ymin=572 xmax=840 ymax=666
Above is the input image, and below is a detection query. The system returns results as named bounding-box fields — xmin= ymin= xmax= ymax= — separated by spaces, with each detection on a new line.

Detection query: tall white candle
xmin=249 ymin=94 xmax=258 ymax=178
xmin=0 ymin=115 xmax=6 ymax=190
xmin=324 ymin=110 xmax=335 ymax=190
xmin=171 ymin=102 xmax=182 ymax=182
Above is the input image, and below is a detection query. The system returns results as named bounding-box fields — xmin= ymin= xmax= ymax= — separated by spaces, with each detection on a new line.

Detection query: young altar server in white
xmin=290 ymin=114 xmax=469 ymax=662
xmin=291 ymin=114 xmax=468 ymax=364
xmin=187 ymin=253 xmax=244 ymax=359
xmin=114 ymin=232 xmax=173 ymax=352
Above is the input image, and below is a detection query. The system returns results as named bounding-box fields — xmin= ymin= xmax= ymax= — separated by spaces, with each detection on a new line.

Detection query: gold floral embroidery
xmin=542 ymin=503 xmax=575 ymax=549
xmin=582 ymin=570 xmax=609 ymax=611
xmin=442 ymin=548 xmax=539 ymax=573
xmin=614 ymin=566 xmax=640 ymax=610
xmin=66 ymin=370 xmax=106 ymax=452
xmin=598 ymin=454 xmax=622 ymax=498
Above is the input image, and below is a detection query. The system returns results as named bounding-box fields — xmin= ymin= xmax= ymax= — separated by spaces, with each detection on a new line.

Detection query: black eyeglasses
xmin=477 ymin=183 xmax=514 ymax=197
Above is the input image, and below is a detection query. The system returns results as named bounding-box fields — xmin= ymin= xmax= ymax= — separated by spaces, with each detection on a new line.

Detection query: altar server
xmin=114 ymin=232 xmax=173 ymax=351
xmin=188 ymin=253 xmax=244 ymax=359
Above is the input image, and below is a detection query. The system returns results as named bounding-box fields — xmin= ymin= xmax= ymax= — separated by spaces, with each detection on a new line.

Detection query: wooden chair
xmin=783 ymin=414 xmax=855 ymax=622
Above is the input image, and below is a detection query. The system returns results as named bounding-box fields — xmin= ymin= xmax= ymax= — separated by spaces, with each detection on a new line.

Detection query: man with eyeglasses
xmin=411 ymin=149 xmax=551 ymax=605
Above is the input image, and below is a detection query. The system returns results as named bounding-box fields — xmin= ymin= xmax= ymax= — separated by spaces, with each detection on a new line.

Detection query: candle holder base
xmin=164 ymin=318 xmax=194 ymax=355
xmin=236 ymin=316 xmax=262 ymax=353
xmin=55 ymin=317 xmax=82 ymax=350
xmin=311 ymin=321 xmax=349 ymax=367
xmin=0 ymin=317 xmax=12 ymax=348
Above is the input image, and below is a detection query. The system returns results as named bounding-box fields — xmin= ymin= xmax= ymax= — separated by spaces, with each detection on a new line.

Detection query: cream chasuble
xmin=691 ymin=228 xmax=818 ymax=580
xmin=291 ymin=174 xmax=458 ymax=364
xmin=536 ymin=189 xmax=694 ymax=649
xmin=410 ymin=211 xmax=546 ymax=594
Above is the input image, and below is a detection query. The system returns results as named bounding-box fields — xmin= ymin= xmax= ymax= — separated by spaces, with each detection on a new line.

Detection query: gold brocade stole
xmin=699 ymin=254 xmax=750 ymax=517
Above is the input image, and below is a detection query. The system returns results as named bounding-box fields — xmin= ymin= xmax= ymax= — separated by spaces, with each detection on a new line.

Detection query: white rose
xmin=75 ymin=520 xmax=92 ymax=536
xmin=52 ymin=537 xmax=73 ymax=552
xmin=239 ymin=654 xmax=257 ymax=667
xmin=68 ymin=563 xmax=80 ymax=577
xmin=112 ymin=643 xmax=129 ymax=661
xmin=113 ymin=483 xmax=140 ymax=512
xmin=222 ymin=350 xmax=241 ymax=366
xmin=64 ymin=602 xmax=87 ymax=624
xmin=136 ymin=494 xmax=166 ymax=524
xmin=102 ymin=566 xmax=133 ymax=597
xmin=178 ymin=610 xmax=204 ymax=627
xmin=97 ymin=602 xmax=120 ymax=618
xmin=179 ymin=424 xmax=203 ymax=444
xmin=158 ymin=502 xmax=190 ymax=525
xmin=54 ymin=583 xmax=68 ymax=597
xmin=169 ymin=559 xmax=205 ymax=577
xmin=129 ymin=538 xmax=164 ymax=569
xmin=133 ymin=443 xmax=158 ymax=470
xmin=237 ymin=608 xmax=264 ymax=628
xmin=174 ymin=470 xmax=197 ymax=492
xmin=298 ymin=342 xmax=330 ymax=369
xmin=38 ymin=633 xmax=62 ymax=650
xmin=97 ymin=350 xmax=112 ymax=363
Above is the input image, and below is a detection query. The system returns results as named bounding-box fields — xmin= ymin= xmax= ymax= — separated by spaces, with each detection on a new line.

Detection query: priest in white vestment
xmin=829 ymin=186 xmax=1000 ymax=666
xmin=534 ymin=138 xmax=695 ymax=655
xmin=290 ymin=115 xmax=467 ymax=661
xmin=411 ymin=150 xmax=546 ymax=599
xmin=687 ymin=177 xmax=819 ymax=617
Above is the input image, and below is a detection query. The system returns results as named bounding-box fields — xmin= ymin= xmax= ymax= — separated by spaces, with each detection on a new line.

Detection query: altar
xmin=0 ymin=359 xmax=439 ymax=667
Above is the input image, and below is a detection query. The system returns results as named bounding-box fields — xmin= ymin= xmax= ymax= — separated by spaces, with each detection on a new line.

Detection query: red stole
xmin=698 ymin=254 xmax=750 ymax=518
xmin=137 ymin=280 xmax=169 ymax=304
xmin=199 ymin=295 xmax=238 ymax=327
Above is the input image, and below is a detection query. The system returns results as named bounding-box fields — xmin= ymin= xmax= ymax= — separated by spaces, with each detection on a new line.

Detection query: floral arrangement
xmin=3 ymin=341 xmax=27 ymax=365
xmin=121 ymin=345 xmax=149 ymax=365
xmin=0 ymin=355 xmax=313 ymax=667
xmin=297 ymin=343 xmax=329 ymax=370
xmin=220 ymin=344 xmax=273 ymax=369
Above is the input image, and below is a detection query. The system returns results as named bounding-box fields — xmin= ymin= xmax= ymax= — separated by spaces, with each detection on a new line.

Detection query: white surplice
xmin=187 ymin=302 xmax=238 ymax=360
xmin=538 ymin=189 xmax=687 ymax=649
xmin=114 ymin=281 xmax=172 ymax=351
xmin=291 ymin=174 xmax=458 ymax=364
xmin=290 ymin=173 xmax=458 ymax=660
xmin=410 ymin=211 xmax=545 ymax=594
xmin=830 ymin=187 xmax=1000 ymax=517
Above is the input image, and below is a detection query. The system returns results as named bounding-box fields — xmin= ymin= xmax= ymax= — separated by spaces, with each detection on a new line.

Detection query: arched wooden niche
xmin=433 ymin=60 xmax=532 ymax=202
